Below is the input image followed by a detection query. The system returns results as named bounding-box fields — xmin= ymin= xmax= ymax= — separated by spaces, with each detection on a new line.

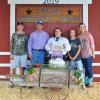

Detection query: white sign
xmin=43 ymin=0 xmax=59 ymax=4
xmin=8 ymin=0 xmax=92 ymax=4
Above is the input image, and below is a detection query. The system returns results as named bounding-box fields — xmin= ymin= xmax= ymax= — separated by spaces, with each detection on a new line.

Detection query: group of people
xmin=10 ymin=20 xmax=95 ymax=89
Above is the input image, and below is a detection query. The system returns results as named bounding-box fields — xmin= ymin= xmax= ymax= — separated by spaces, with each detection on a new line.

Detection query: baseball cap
xmin=36 ymin=20 xmax=43 ymax=25
xmin=17 ymin=22 xmax=24 ymax=25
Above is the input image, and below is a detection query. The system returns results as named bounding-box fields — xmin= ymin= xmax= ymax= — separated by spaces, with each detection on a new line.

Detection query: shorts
xmin=11 ymin=55 xmax=27 ymax=69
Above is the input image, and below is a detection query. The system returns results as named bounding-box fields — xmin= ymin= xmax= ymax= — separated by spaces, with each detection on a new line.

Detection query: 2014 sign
xmin=43 ymin=0 xmax=59 ymax=4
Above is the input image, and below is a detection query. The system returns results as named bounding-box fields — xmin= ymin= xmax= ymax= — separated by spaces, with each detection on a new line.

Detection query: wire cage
xmin=5 ymin=59 xmax=85 ymax=100
xmin=39 ymin=58 xmax=69 ymax=88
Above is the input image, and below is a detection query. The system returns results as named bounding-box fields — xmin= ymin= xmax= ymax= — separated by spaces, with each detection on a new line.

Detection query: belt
xmin=32 ymin=49 xmax=45 ymax=51
xmin=82 ymin=55 xmax=91 ymax=59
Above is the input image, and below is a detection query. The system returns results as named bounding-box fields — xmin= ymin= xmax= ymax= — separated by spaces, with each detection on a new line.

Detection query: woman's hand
xmin=93 ymin=52 xmax=95 ymax=59
xmin=72 ymin=56 xmax=77 ymax=60
xmin=68 ymin=52 xmax=73 ymax=60
xmin=49 ymin=43 xmax=52 ymax=48
xmin=63 ymin=43 xmax=66 ymax=49
xmin=69 ymin=56 xmax=73 ymax=60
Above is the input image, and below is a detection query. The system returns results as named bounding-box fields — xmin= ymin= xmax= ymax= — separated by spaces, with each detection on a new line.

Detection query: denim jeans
xmin=31 ymin=50 xmax=45 ymax=64
xmin=67 ymin=60 xmax=84 ymax=83
xmin=82 ymin=56 xmax=93 ymax=78
xmin=67 ymin=60 xmax=83 ymax=70
xmin=82 ymin=56 xmax=93 ymax=85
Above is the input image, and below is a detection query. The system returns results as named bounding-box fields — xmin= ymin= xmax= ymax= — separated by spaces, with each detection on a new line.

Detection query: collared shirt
xmin=78 ymin=31 xmax=95 ymax=58
xmin=45 ymin=37 xmax=71 ymax=55
xmin=28 ymin=30 xmax=49 ymax=55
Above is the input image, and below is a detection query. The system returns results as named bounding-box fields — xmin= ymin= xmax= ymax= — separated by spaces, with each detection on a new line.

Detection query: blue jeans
xmin=82 ymin=56 xmax=93 ymax=85
xmin=67 ymin=60 xmax=84 ymax=83
xmin=67 ymin=60 xmax=83 ymax=70
xmin=82 ymin=56 xmax=93 ymax=78
xmin=31 ymin=50 xmax=45 ymax=64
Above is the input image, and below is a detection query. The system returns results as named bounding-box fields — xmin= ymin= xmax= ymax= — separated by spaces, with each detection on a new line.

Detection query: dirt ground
xmin=0 ymin=82 xmax=100 ymax=100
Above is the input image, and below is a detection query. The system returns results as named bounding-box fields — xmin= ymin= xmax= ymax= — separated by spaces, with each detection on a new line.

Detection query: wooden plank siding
xmin=89 ymin=0 xmax=100 ymax=81
xmin=0 ymin=56 xmax=10 ymax=63
xmin=89 ymin=0 xmax=100 ymax=50
xmin=0 ymin=0 xmax=10 ymax=76
xmin=0 ymin=0 xmax=10 ymax=51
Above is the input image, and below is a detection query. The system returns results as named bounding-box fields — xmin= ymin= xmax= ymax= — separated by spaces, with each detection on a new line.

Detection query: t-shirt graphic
xmin=11 ymin=33 xmax=28 ymax=55
xmin=82 ymin=39 xmax=90 ymax=51
xmin=69 ymin=38 xmax=81 ymax=61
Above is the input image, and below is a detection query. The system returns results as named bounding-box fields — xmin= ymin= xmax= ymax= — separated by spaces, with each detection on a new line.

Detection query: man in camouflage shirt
xmin=10 ymin=22 xmax=28 ymax=77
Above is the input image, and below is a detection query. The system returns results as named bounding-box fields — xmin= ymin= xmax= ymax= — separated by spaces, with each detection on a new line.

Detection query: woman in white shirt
xmin=45 ymin=28 xmax=71 ymax=59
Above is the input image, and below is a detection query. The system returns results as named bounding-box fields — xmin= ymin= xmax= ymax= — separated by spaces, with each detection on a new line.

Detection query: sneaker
xmin=85 ymin=84 xmax=93 ymax=88
xmin=88 ymin=77 xmax=93 ymax=85
xmin=8 ymin=85 xmax=14 ymax=88
xmin=85 ymin=76 xmax=89 ymax=85
xmin=28 ymin=86 xmax=33 ymax=89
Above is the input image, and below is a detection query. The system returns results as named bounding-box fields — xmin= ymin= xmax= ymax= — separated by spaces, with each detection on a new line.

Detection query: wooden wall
xmin=0 ymin=0 xmax=10 ymax=75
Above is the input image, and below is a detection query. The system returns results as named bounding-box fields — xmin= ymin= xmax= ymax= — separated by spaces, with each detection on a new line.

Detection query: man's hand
xmin=28 ymin=54 xmax=32 ymax=60
xmin=10 ymin=55 xmax=14 ymax=60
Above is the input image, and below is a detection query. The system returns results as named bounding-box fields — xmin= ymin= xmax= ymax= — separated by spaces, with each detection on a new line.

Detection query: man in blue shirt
xmin=28 ymin=20 xmax=49 ymax=64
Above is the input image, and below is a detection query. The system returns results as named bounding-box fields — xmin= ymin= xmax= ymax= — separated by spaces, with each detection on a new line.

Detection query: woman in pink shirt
xmin=78 ymin=23 xmax=95 ymax=88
